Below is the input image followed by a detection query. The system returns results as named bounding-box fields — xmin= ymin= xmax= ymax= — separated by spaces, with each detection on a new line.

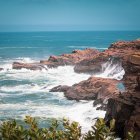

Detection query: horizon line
xmin=0 ymin=30 xmax=140 ymax=33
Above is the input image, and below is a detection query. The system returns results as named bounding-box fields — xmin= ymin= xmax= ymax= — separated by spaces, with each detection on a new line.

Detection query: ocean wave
xmin=0 ymin=60 xmax=123 ymax=132
xmin=0 ymin=57 xmax=37 ymax=71
xmin=67 ymin=45 xmax=107 ymax=50
xmin=0 ymin=101 xmax=105 ymax=132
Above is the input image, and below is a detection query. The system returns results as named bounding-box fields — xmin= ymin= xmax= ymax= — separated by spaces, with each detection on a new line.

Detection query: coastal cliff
xmin=105 ymin=53 xmax=140 ymax=139
xmin=11 ymin=40 xmax=140 ymax=139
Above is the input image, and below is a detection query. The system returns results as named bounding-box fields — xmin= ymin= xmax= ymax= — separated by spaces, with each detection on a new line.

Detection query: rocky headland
xmin=11 ymin=40 xmax=140 ymax=139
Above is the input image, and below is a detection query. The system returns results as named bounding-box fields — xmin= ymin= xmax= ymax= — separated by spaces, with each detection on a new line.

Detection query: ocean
xmin=0 ymin=31 xmax=140 ymax=132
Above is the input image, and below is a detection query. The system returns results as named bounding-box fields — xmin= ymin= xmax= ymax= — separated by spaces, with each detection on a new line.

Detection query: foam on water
xmin=1 ymin=62 xmax=103 ymax=132
xmin=0 ymin=57 xmax=124 ymax=132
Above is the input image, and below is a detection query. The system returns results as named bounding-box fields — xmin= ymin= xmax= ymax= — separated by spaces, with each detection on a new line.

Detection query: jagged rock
xmin=74 ymin=53 xmax=109 ymax=73
xmin=40 ymin=48 xmax=99 ymax=67
xmin=74 ymin=40 xmax=140 ymax=73
xmin=13 ymin=48 xmax=99 ymax=70
xmin=51 ymin=77 xmax=119 ymax=101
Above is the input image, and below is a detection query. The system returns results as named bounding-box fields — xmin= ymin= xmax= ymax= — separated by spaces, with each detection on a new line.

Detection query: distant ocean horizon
xmin=0 ymin=31 xmax=140 ymax=132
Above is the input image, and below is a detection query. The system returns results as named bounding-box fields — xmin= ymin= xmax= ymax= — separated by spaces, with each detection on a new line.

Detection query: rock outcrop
xmin=50 ymin=77 xmax=120 ymax=101
xmin=13 ymin=49 xmax=99 ymax=70
xmin=12 ymin=62 xmax=46 ymax=70
xmin=49 ymin=40 xmax=140 ymax=139
xmin=74 ymin=40 xmax=140 ymax=73
xmin=0 ymin=68 xmax=3 ymax=71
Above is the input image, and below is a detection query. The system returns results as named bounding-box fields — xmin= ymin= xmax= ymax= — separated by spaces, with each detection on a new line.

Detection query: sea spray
xmin=94 ymin=58 xmax=125 ymax=80
xmin=0 ymin=56 xmax=126 ymax=132
xmin=1 ymin=63 xmax=105 ymax=132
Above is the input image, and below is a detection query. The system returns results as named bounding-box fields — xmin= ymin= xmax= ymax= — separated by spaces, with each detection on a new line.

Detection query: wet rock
xmin=12 ymin=62 xmax=45 ymax=70
xmin=96 ymin=104 xmax=107 ymax=111
xmin=40 ymin=48 xmax=100 ymax=67
xmin=50 ymin=85 xmax=70 ymax=92
xmin=0 ymin=68 xmax=3 ymax=71
xmin=74 ymin=40 xmax=140 ymax=74
xmin=74 ymin=53 xmax=109 ymax=73
xmin=13 ymin=48 xmax=99 ymax=70
xmin=105 ymin=52 xmax=140 ymax=139
xmin=51 ymin=77 xmax=119 ymax=101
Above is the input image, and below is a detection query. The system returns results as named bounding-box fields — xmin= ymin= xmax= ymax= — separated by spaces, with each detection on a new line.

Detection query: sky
xmin=0 ymin=0 xmax=140 ymax=31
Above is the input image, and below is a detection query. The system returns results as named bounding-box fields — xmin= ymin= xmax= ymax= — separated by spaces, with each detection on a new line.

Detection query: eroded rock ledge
xmin=50 ymin=77 xmax=119 ymax=101
xmin=12 ymin=48 xmax=99 ymax=70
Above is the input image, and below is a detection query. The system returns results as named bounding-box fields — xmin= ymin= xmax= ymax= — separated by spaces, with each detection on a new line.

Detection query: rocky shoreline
xmin=11 ymin=40 xmax=140 ymax=139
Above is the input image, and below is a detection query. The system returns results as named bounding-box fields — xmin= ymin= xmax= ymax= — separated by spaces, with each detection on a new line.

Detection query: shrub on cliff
xmin=0 ymin=116 xmax=136 ymax=140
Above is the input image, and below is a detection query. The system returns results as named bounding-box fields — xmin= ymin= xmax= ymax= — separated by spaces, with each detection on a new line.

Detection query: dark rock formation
xmin=74 ymin=53 xmax=109 ymax=73
xmin=50 ymin=85 xmax=70 ymax=92
xmin=0 ymin=68 xmax=3 ymax=71
xmin=105 ymin=53 xmax=140 ymax=139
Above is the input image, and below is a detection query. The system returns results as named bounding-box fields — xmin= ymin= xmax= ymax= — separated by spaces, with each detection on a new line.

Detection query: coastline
xmin=0 ymin=39 xmax=140 ymax=139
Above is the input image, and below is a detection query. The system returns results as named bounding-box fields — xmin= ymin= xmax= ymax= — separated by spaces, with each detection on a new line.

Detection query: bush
xmin=0 ymin=116 xmax=81 ymax=140
xmin=0 ymin=116 xmax=136 ymax=140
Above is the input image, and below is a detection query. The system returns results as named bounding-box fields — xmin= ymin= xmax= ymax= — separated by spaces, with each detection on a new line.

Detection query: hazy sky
xmin=0 ymin=0 xmax=140 ymax=31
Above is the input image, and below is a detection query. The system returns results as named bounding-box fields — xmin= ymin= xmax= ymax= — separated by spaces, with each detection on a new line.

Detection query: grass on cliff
xmin=0 ymin=116 xmax=136 ymax=140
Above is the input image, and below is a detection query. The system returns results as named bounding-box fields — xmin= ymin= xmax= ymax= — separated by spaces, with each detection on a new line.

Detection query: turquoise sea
xmin=0 ymin=31 xmax=140 ymax=131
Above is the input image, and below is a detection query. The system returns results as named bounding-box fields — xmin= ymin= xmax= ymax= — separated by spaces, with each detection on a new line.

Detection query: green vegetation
xmin=0 ymin=116 xmax=136 ymax=140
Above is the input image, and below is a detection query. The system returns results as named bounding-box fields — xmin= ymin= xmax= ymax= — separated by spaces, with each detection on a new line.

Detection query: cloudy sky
xmin=0 ymin=0 xmax=140 ymax=31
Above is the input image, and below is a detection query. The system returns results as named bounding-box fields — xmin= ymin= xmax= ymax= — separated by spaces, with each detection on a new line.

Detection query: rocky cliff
xmin=105 ymin=53 xmax=140 ymax=139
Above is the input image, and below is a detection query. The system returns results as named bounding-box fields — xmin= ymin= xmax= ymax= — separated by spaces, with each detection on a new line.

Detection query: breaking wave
xmin=0 ymin=56 xmax=125 ymax=132
xmin=95 ymin=58 xmax=125 ymax=80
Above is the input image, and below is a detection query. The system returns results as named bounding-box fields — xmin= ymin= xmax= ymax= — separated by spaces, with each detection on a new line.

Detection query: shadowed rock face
xmin=74 ymin=53 xmax=109 ymax=73
xmin=74 ymin=40 xmax=140 ymax=73
xmin=105 ymin=53 xmax=140 ymax=139
xmin=0 ymin=68 xmax=3 ymax=71
xmin=12 ymin=48 xmax=99 ymax=70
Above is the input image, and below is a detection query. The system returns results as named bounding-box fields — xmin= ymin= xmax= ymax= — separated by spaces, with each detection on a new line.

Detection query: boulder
xmin=50 ymin=85 xmax=70 ymax=92
xmin=0 ymin=68 xmax=3 ymax=71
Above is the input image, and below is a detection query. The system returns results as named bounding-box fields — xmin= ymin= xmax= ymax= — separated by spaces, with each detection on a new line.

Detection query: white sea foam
xmin=95 ymin=59 xmax=125 ymax=80
xmin=0 ymin=57 xmax=124 ymax=132
xmin=0 ymin=101 xmax=105 ymax=132
xmin=0 ymin=57 xmax=37 ymax=72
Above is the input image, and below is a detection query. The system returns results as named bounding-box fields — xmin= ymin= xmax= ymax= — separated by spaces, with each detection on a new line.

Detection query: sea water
xmin=0 ymin=31 xmax=140 ymax=132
